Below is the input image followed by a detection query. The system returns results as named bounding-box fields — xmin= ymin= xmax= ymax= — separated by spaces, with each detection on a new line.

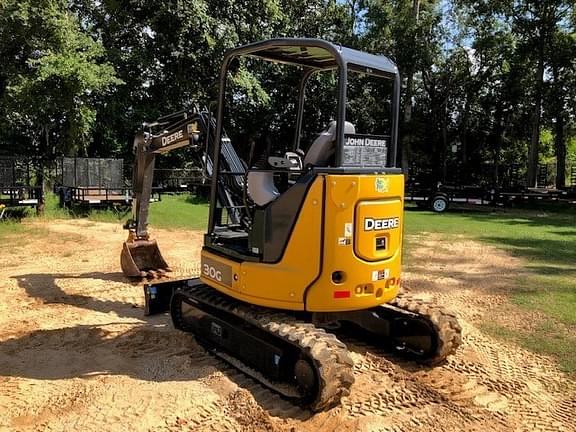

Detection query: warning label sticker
xmin=343 ymin=134 xmax=388 ymax=167
xmin=371 ymin=269 xmax=390 ymax=281
xmin=344 ymin=223 xmax=353 ymax=238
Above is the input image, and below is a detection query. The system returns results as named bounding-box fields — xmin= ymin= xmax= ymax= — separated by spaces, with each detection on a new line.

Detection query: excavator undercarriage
xmin=145 ymin=279 xmax=461 ymax=410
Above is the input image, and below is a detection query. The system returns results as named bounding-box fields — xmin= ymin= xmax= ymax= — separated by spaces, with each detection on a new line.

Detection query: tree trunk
xmin=36 ymin=126 xmax=49 ymax=215
xmin=460 ymin=95 xmax=471 ymax=183
xmin=492 ymin=108 xmax=503 ymax=188
xmin=400 ymin=0 xmax=421 ymax=177
xmin=401 ymin=72 xmax=414 ymax=175
xmin=555 ymin=113 xmax=566 ymax=189
xmin=551 ymin=63 xmax=567 ymax=189
xmin=527 ymin=53 xmax=544 ymax=188
xmin=442 ymin=102 xmax=448 ymax=183
xmin=526 ymin=1 xmax=550 ymax=189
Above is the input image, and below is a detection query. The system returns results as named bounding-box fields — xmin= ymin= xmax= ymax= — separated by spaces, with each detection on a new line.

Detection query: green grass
xmin=404 ymin=206 xmax=576 ymax=372
xmin=3 ymin=192 xmax=209 ymax=232
xmin=42 ymin=192 xmax=74 ymax=219
xmin=0 ymin=220 xmax=45 ymax=247
xmin=40 ymin=192 xmax=209 ymax=231
xmin=481 ymin=320 xmax=576 ymax=374
xmin=145 ymin=194 xmax=209 ymax=230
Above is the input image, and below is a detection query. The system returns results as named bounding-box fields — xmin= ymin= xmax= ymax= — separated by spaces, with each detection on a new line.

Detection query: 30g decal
xmin=202 ymin=263 xmax=222 ymax=282
xmin=200 ymin=256 xmax=233 ymax=286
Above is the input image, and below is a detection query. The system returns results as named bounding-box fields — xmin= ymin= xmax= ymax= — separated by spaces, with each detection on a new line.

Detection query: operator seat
xmin=247 ymin=121 xmax=356 ymax=207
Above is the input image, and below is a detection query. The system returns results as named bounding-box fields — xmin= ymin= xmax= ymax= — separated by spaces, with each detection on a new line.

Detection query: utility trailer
xmin=152 ymin=167 xmax=206 ymax=193
xmin=405 ymin=183 xmax=494 ymax=213
xmin=55 ymin=157 xmax=160 ymax=207
xmin=494 ymin=187 xmax=576 ymax=207
xmin=0 ymin=157 xmax=43 ymax=216
xmin=62 ymin=185 xmax=134 ymax=206
xmin=405 ymin=183 xmax=576 ymax=213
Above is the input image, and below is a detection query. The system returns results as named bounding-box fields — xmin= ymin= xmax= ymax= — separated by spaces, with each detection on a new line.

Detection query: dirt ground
xmin=0 ymin=219 xmax=575 ymax=432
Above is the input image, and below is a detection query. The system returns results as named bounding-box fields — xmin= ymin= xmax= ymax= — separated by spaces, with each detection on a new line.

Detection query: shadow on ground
xmin=3 ymin=272 xmax=313 ymax=420
xmin=0 ymin=322 xmax=313 ymax=420
xmin=481 ymin=236 xmax=576 ymax=268
xmin=12 ymin=272 xmax=142 ymax=318
xmin=454 ymin=209 xmax=576 ymax=230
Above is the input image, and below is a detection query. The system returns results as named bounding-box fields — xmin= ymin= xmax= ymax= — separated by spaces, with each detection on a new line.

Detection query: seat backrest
xmin=303 ymin=121 xmax=355 ymax=166
xmin=247 ymin=171 xmax=280 ymax=207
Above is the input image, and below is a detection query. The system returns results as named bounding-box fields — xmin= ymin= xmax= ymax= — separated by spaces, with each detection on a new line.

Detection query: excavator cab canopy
xmin=206 ymin=38 xmax=401 ymax=260
xmin=212 ymin=38 xmax=400 ymax=171
xmin=240 ymin=39 xmax=398 ymax=74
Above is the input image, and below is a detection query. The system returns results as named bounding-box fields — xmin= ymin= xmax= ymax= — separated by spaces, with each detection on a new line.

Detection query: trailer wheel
xmin=430 ymin=195 xmax=449 ymax=213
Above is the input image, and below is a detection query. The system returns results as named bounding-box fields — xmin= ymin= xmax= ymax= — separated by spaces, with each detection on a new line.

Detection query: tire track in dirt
xmin=396 ymin=235 xmax=576 ymax=432
xmin=340 ymin=343 xmax=513 ymax=431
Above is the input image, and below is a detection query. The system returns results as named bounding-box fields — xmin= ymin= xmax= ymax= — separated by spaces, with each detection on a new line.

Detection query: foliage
xmin=0 ymin=0 xmax=121 ymax=157
xmin=0 ymin=0 xmax=575 ymax=187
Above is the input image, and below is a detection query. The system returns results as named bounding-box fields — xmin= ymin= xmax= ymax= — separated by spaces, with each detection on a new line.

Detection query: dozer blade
xmin=121 ymin=239 xmax=171 ymax=278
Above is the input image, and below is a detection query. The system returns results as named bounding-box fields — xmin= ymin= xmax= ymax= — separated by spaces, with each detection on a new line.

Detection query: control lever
xmin=268 ymin=152 xmax=303 ymax=170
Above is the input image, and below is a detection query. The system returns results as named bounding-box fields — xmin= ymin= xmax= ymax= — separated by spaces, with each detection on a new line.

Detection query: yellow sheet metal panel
xmin=355 ymin=199 xmax=402 ymax=261
xmin=305 ymin=173 xmax=404 ymax=312
xmin=202 ymin=177 xmax=324 ymax=311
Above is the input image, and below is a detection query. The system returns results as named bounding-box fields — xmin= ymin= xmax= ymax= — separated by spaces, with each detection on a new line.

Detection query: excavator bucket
xmin=121 ymin=238 xmax=170 ymax=278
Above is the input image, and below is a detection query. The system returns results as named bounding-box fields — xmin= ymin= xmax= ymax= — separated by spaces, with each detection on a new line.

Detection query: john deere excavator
xmin=121 ymin=38 xmax=462 ymax=411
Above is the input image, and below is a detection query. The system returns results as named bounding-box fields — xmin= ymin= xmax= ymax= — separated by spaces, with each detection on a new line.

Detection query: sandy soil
xmin=0 ymin=220 xmax=574 ymax=432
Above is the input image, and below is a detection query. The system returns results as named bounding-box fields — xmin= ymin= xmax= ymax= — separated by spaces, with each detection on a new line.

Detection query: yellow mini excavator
xmin=121 ymin=38 xmax=462 ymax=411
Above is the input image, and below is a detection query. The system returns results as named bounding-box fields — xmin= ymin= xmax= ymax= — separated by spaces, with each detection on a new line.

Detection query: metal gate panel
xmin=61 ymin=157 xmax=124 ymax=188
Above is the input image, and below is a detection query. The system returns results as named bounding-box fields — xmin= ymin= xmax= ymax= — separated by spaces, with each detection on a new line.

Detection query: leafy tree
xmin=459 ymin=0 xmax=574 ymax=187
xmin=362 ymin=0 xmax=443 ymax=172
xmin=512 ymin=0 xmax=573 ymax=187
xmin=0 ymin=0 xmax=120 ymax=157
xmin=545 ymin=28 xmax=576 ymax=188
xmin=1 ymin=0 xmax=575 ymax=192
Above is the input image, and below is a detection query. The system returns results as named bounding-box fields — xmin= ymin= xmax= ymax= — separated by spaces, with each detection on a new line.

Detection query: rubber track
xmin=387 ymin=292 xmax=463 ymax=365
xmin=172 ymin=284 xmax=355 ymax=411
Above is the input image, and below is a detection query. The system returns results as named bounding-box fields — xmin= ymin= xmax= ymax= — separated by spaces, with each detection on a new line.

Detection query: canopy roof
xmin=225 ymin=38 xmax=398 ymax=77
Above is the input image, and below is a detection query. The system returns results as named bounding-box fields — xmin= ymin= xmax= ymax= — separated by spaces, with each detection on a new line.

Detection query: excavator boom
xmin=121 ymin=112 xmax=202 ymax=277
xmin=121 ymin=109 xmax=248 ymax=278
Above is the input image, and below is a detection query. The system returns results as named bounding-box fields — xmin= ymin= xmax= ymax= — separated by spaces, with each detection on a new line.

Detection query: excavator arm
xmin=121 ymin=109 xmax=248 ymax=278
xmin=126 ymin=112 xmax=202 ymax=239
xmin=121 ymin=111 xmax=202 ymax=278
